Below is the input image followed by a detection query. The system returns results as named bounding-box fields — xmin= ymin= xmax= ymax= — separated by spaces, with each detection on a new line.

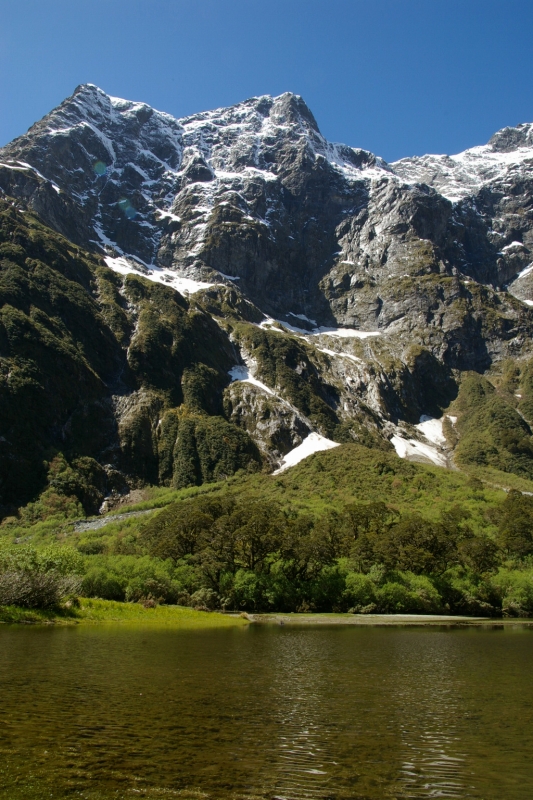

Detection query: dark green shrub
xmin=232 ymin=570 xmax=264 ymax=610
xmin=343 ymin=572 xmax=377 ymax=610
xmin=494 ymin=569 xmax=533 ymax=615
xmin=375 ymin=582 xmax=415 ymax=613
xmin=81 ymin=568 xmax=125 ymax=601
xmin=308 ymin=565 xmax=345 ymax=611
xmin=492 ymin=491 xmax=533 ymax=558
xmin=77 ymin=539 xmax=106 ymax=555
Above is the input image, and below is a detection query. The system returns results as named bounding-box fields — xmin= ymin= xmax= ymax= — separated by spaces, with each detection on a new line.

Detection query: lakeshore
xmin=244 ymin=611 xmax=533 ymax=626
xmin=2 ymin=600 xmax=533 ymax=627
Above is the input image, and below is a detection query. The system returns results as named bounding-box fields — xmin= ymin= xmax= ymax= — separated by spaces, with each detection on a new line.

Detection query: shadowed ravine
xmin=0 ymin=624 xmax=532 ymax=799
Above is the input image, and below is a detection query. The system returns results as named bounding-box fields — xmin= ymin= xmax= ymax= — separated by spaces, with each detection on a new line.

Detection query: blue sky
xmin=1 ymin=0 xmax=533 ymax=162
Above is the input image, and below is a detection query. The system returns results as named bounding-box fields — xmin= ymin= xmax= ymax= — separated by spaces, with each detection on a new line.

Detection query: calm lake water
xmin=0 ymin=622 xmax=532 ymax=800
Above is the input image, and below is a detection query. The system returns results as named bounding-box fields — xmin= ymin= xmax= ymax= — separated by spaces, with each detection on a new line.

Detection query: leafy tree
xmin=492 ymin=491 xmax=533 ymax=558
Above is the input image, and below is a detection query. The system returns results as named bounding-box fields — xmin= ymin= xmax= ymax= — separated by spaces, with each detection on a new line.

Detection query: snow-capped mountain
xmin=0 ymin=85 xmax=385 ymax=281
xmin=3 ymin=84 xmax=533 ymax=326
xmin=0 ymin=86 xmax=530 ymax=317
xmin=2 ymin=85 xmax=533 ymax=512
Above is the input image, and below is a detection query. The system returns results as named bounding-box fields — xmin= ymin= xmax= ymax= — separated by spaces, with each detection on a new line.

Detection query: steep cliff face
xmin=2 ymin=86 xmax=533 ymax=514
xmin=0 ymin=201 xmax=261 ymax=515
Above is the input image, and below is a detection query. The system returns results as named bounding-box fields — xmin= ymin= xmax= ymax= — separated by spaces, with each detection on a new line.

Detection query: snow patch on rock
xmin=415 ymin=415 xmax=446 ymax=446
xmin=103 ymin=256 xmax=217 ymax=295
xmin=391 ymin=435 xmax=447 ymax=467
xmin=314 ymin=327 xmax=381 ymax=339
xmin=258 ymin=316 xmax=381 ymax=339
xmin=516 ymin=262 xmax=533 ymax=280
xmin=218 ymin=272 xmax=240 ymax=281
xmin=316 ymin=347 xmax=364 ymax=364
xmin=288 ymin=311 xmax=317 ymax=325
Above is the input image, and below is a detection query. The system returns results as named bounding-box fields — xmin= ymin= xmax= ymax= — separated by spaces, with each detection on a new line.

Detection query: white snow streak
xmin=314 ymin=327 xmax=381 ymax=339
xmin=316 ymin=347 xmax=364 ymax=364
xmin=0 ymin=160 xmax=61 ymax=193
xmin=218 ymin=271 xmax=241 ymax=280
xmin=259 ymin=316 xmax=381 ymax=339
xmin=156 ymin=209 xmax=181 ymax=223
xmin=228 ymin=365 xmax=275 ymax=396
xmin=501 ymin=241 xmax=525 ymax=252
xmin=516 ymin=262 xmax=533 ymax=280
xmin=288 ymin=311 xmax=317 ymax=325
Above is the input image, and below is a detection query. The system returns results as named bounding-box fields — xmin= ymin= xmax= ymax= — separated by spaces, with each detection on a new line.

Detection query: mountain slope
xmin=2 ymin=86 xmax=533 ymax=517
xmin=0 ymin=200 xmax=261 ymax=515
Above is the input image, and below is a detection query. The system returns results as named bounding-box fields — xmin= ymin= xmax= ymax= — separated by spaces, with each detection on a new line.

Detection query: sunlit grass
xmin=0 ymin=598 xmax=249 ymax=628
xmin=77 ymin=598 xmax=249 ymax=627
xmin=0 ymin=604 xmax=78 ymax=624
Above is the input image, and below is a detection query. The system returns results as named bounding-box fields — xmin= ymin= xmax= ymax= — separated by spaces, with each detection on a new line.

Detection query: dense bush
xmin=492 ymin=569 xmax=533 ymax=616
xmin=490 ymin=491 xmax=533 ymax=558
xmin=0 ymin=571 xmax=81 ymax=609
xmin=79 ymin=554 xmax=194 ymax=605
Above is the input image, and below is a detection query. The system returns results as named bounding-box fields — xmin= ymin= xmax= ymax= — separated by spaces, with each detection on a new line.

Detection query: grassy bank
xmin=0 ymin=598 xmax=249 ymax=628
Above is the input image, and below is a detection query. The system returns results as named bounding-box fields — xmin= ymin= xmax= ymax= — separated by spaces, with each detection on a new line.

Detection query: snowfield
xmin=415 ymin=415 xmax=446 ymax=446
xmin=273 ymin=433 xmax=340 ymax=474
xmin=391 ymin=414 xmax=449 ymax=467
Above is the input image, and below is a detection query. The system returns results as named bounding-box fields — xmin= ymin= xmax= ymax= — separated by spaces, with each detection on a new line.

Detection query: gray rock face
xmin=223 ymin=381 xmax=312 ymax=466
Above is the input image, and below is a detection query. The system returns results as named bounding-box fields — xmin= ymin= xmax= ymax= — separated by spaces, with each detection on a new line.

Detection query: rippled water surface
xmin=0 ymin=623 xmax=532 ymax=799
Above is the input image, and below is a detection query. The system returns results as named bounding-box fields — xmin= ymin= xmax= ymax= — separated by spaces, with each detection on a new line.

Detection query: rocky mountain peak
xmin=393 ymin=121 xmax=533 ymax=204
xmin=488 ymin=122 xmax=533 ymax=153
xmin=268 ymin=91 xmax=321 ymax=133
xmin=1 ymin=87 xmax=533 ymax=327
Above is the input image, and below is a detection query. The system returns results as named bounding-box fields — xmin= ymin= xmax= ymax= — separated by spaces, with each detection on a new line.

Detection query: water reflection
xmin=266 ymin=632 xmax=337 ymax=799
xmin=0 ymin=624 xmax=532 ymax=799
xmin=391 ymin=633 xmax=469 ymax=798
